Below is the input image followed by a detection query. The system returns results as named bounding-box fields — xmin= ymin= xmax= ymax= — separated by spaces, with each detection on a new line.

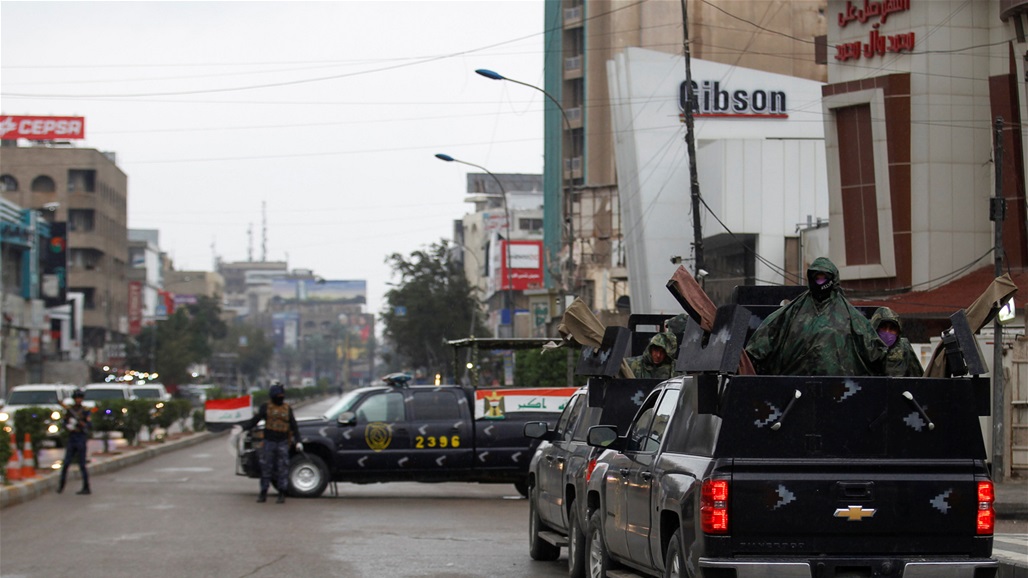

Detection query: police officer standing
xmin=58 ymin=389 xmax=91 ymax=495
xmin=242 ymin=382 xmax=302 ymax=503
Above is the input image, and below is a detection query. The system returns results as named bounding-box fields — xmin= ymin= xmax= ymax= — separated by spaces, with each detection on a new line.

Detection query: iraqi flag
xmin=205 ymin=395 xmax=253 ymax=431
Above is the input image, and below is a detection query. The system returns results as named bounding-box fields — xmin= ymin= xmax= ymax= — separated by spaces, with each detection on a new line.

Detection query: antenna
xmin=247 ymin=224 xmax=253 ymax=262
xmin=261 ymin=200 xmax=268 ymax=262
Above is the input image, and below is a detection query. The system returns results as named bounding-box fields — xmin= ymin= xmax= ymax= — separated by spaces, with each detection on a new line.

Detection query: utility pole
xmin=991 ymin=117 xmax=1007 ymax=481
xmin=680 ymin=0 xmax=704 ymax=279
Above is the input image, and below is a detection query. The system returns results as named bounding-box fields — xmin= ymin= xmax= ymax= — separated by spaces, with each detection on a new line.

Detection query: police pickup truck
xmin=237 ymin=378 xmax=575 ymax=498
xmin=582 ymin=305 xmax=998 ymax=578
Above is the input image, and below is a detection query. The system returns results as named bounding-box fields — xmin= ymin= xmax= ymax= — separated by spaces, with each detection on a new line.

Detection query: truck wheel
xmin=514 ymin=479 xmax=529 ymax=498
xmin=288 ymin=454 xmax=328 ymax=498
xmin=529 ymin=487 xmax=560 ymax=561
xmin=567 ymin=506 xmax=587 ymax=578
xmin=664 ymin=528 xmax=688 ymax=578
xmin=587 ymin=510 xmax=614 ymax=578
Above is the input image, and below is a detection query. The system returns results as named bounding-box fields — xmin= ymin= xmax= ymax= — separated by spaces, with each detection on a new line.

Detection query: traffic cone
xmin=5 ymin=433 xmax=22 ymax=482
xmin=20 ymin=433 xmax=36 ymax=479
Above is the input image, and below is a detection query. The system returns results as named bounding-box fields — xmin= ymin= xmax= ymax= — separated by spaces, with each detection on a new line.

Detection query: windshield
xmin=83 ymin=389 xmax=126 ymax=401
xmin=321 ymin=389 xmax=369 ymax=421
xmin=7 ymin=390 xmax=59 ymax=405
xmin=133 ymin=388 xmax=161 ymax=399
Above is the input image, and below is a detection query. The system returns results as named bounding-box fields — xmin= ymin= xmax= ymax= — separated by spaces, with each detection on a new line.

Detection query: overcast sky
xmin=1 ymin=0 xmax=546 ymax=316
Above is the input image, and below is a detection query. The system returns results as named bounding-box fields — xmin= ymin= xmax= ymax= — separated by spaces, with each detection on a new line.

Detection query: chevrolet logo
xmin=834 ymin=505 xmax=876 ymax=521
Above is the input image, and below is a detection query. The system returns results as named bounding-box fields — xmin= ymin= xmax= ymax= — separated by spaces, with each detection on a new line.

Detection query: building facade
xmin=0 ymin=144 xmax=128 ymax=369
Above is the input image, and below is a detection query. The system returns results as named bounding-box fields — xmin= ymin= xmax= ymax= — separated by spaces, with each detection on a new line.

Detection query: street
xmin=0 ymin=398 xmax=569 ymax=578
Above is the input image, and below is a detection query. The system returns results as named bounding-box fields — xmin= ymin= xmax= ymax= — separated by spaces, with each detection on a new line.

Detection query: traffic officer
xmin=58 ymin=389 xmax=91 ymax=495
xmin=241 ymin=382 xmax=302 ymax=503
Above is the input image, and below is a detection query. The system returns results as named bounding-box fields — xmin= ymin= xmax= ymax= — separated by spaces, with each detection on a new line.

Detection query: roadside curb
xmin=0 ymin=430 xmax=225 ymax=509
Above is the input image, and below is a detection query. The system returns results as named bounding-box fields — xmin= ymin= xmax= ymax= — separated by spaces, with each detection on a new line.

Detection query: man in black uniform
xmin=242 ymin=382 xmax=302 ymax=503
xmin=58 ymin=389 xmax=91 ymax=495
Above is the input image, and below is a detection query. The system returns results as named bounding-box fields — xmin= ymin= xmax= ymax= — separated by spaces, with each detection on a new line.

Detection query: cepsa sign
xmin=0 ymin=115 xmax=86 ymax=140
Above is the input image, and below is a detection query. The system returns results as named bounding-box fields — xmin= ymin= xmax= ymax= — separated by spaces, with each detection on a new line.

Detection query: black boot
xmin=57 ymin=478 xmax=65 ymax=494
xmin=256 ymin=492 xmax=267 ymax=503
xmin=276 ymin=493 xmax=285 ymax=504
xmin=76 ymin=486 xmax=91 ymax=495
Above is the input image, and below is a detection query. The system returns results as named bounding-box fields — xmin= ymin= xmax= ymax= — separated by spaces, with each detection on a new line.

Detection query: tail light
xmin=585 ymin=458 xmax=598 ymax=483
xmin=976 ymin=481 xmax=994 ymax=535
xmin=701 ymin=479 xmax=729 ymax=534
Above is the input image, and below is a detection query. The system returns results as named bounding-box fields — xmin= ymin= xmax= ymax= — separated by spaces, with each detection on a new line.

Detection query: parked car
xmin=523 ymin=378 xmax=659 ymax=577
xmin=0 ymin=383 xmax=77 ymax=445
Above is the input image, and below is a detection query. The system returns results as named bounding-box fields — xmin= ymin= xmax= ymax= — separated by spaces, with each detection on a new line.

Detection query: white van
xmin=0 ymin=383 xmax=77 ymax=445
xmin=81 ymin=383 xmax=135 ymax=408
xmin=130 ymin=383 xmax=171 ymax=403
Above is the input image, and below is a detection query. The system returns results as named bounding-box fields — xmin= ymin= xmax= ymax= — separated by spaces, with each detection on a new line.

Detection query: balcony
xmin=564 ymin=55 xmax=583 ymax=80
xmin=566 ymin=106 xmax=583 ymax=130
xmin=563 ymin=5 xmax=583 ymax=28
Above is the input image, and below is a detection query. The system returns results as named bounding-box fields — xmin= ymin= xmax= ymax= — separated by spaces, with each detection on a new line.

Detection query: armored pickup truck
xmin=237 ymin=381 xmax=575 ymax=498
xmin=582 ymin=306 xmax=998 ymax=578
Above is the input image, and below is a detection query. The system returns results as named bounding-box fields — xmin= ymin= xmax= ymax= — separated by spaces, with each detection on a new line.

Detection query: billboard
xmin=269 ymin=279 xmax=366 ymax=304
xmin=128 ymin=281 xmax=142 ymax=336
xmin=499 ymin=240 xmax=544 ymax=291
xmin=0 ymin=115 xmax=85 ymax=140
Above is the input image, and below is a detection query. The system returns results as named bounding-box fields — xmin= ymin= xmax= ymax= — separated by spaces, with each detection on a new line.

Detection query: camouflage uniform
xmin=627 ymin=331 xmax=678 ymax=380
xmin=745 ymin=257 xmax=886 ymax=376
xmin=871 ymin=307 xmax=924 ymax=377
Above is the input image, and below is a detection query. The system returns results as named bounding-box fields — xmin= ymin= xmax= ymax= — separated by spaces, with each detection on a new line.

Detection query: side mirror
xmin=587 ymin=425 xmax=620 ymax=449
xmin=337 ymin=411 xmax=357 ymax=427
xmin=523 ymin=421 xmax=553 ymax=440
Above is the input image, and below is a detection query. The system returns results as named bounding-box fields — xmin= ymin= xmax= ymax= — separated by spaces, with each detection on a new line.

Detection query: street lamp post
xmin=475 ymin=68 xmax=576 ymax=297
xmin=435 ymin=153 xmax=516 ymax=338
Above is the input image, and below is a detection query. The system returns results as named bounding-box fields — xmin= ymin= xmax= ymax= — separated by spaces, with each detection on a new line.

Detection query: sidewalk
xmin=0 ymin=430 xmax=222 ymax=509
xmin=996 ymin=477 xmax=1028 ymax=520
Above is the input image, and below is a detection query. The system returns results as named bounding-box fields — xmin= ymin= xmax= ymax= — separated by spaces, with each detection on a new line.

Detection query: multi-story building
xmin=540 ymin=0 xmax=828 ymax=315
xmin=128 ymin=229 xmax=164 ymax=333
xmin=455 ymin=173 xmax=545 ymax=337
xmin=0 ymin=142 xmax=128 ymax=368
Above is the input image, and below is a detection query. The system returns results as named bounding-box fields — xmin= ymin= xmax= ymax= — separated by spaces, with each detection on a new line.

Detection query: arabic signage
xmin=835 ymin=0 xmax=915 ymax=61
xmin=0 ymin=115 xmax=86 ymax=140
xmin=499 ymin=240 xmax=544 ymax=291
xmin=270 ymin=278 xmax=367 ymax=303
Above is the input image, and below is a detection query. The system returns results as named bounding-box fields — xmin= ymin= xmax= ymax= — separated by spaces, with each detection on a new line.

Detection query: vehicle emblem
xmin=834 ymin=505 xmax=876 ymax=521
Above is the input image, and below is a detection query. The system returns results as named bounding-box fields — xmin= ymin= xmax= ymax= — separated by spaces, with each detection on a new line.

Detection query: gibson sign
xmin=678 ymin=80 xmax=788 ymax=120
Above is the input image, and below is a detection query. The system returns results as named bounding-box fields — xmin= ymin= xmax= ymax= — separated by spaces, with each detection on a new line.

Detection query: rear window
xmin=84 ymin=389 xmax=126 ymax=401
xmin=7 ymin=390 xmax=59 ymax=405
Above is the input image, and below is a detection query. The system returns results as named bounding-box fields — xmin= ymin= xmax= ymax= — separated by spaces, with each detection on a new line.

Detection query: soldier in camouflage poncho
xmin=871 ymin=306 xmax=924 ymax=377
xmin=627 ymin=331 xmax=678 ymax=379
xmin=745 ymin=257 xmax=886 ymax=376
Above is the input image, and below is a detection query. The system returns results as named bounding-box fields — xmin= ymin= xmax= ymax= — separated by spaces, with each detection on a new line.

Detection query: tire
xmin=288 ymin=453 xmax=329 ymax=498
xmin=587 ymin=510 xmax=614 ymax=578
xmin=663 ymin=528 xmax=687 ymax=578
xmin=529 ymin=487 xmax=561 ymax=561
xmin=567 ymin=505 xmax=587 ymax=578
xmin=514 ymin=479 xmax=529 ymax=498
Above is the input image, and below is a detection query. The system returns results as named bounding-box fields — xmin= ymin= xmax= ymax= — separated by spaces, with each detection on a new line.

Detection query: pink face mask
xmin=878 ymin=329 xmax=898 ymax=348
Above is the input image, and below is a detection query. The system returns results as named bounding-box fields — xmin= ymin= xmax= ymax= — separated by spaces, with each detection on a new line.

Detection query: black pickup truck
xmin=582 ymin=306 xmax=998 ymax=578
xmin=236 ymin=382 xmax=576 ymax=498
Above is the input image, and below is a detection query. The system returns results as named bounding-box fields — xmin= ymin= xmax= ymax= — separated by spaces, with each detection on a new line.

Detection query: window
xmin=836 ymin=103 xmax=881 ymax=266
xmin=554 ymin=394 xmax=584 ymax=442
xmin=68 ymin=169 xmax=96 ymax=193
xmin=625 ymin=388 xmax=679 ymax=453
xmin=0 ymin=174 xmax=18 ymax=192
xmin=411 ymin=390 xmax=461 ymax=421
xmin=518 ymin=218 xmax=543 ymax=232
xmin=31 ymin=175 xmax=56 ymax=193
xmin=68 ymin=209 xmax=95 ymax=232
xmin=356 ymin=391 xmax=404 ymax=423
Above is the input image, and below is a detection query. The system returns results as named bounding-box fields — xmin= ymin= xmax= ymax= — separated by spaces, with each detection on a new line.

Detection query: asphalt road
xmin=0 ymin=397 xmax=570 ymax=578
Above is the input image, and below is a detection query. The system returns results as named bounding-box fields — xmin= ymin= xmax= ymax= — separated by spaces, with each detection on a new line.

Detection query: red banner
xmin=0 ymin=115 xmax=86 ymax=140
xmin=128 ymin=281 xmax=142 ymax=336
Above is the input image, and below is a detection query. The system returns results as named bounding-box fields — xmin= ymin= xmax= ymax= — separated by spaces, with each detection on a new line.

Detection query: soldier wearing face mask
xmin=871 ymin=307 xmax=924 ymax=377
xmin=241 ymin=382 xmax=302 ymax=504
xmin=745 ymin=257 xmax=887 ymax=376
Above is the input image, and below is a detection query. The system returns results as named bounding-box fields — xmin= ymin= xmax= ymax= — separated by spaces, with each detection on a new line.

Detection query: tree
xmin=212 ymin=322 xmax=274 ymax=389
xmin=125 ymin=295 xmax=230 ymax=386
xmin=381 ymin=240 xmax=488 ymax=379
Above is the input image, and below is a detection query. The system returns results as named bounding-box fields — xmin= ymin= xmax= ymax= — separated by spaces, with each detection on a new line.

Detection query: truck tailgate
xmin=728 ymin=460 xmax=985 ymax=555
